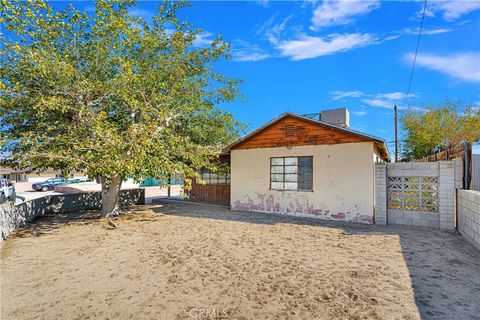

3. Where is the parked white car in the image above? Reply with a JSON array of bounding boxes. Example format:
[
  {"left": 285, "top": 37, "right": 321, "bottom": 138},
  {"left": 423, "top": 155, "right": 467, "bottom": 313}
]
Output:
[{"left": 0, "top": 178, "right": 16, "bottom": 204}]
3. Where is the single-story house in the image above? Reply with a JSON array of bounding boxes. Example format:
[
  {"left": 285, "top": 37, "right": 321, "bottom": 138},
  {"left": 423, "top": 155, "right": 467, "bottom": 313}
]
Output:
[{"left": 189, "top": 108, "right": 390, "bottom": 224}]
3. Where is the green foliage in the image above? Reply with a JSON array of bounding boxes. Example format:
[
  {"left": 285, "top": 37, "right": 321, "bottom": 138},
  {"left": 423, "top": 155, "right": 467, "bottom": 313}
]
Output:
[
  {"left": 0, "top": 0, "right": 243, "bottom": 185},
  {"left": 400, "top": 102, "right": 480, "bottom": 161}
]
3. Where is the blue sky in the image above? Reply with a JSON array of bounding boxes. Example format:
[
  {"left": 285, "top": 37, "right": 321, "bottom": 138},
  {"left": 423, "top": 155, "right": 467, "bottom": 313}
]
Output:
[{"left": 56, "top": 1, "right": 480, "bottom": 154}]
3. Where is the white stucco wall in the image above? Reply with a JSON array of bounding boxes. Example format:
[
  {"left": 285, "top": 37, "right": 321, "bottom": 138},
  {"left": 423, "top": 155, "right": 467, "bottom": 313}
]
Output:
[{"left": 231, "top": 142, "right": 376, "bottom": 224}]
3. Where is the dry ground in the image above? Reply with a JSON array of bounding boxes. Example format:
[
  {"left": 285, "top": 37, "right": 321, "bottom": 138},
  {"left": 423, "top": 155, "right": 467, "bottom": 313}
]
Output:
[{"left": 1, "top": 201, "right": 479, "bottom": 320}]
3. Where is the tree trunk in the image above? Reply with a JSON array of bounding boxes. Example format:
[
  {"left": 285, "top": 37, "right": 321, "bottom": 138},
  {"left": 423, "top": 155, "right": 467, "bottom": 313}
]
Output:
[{"left": 101, "top": 174, "right": 123, "bottom": 217}]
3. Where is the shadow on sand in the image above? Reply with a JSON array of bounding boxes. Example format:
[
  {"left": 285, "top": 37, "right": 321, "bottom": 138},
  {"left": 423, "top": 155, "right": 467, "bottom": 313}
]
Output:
[{"left": 12, "top": 211, "right": 104, "bottom": 238}]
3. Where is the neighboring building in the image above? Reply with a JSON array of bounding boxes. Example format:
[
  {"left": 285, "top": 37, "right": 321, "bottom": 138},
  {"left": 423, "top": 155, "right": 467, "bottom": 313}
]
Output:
[
  {"left": 472, "top": 154, "right": 480, "bottom": 191},
  {"left": 189, "top": 109, "right": 390, "bottom": 224},
  {"left": 0, "top": 167, "right": 85, "bottom": 183}
]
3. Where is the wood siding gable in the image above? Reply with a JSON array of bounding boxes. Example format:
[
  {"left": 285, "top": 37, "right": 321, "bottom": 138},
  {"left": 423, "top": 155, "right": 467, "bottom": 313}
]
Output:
[{"left": 231, "top": 115, "right": 371, "bottom": 150}]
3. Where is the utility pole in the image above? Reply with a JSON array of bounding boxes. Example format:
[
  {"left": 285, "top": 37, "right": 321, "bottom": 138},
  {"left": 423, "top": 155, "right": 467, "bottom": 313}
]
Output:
[{"left": 394, "top": 104, "right": 398, "bottom": 162}]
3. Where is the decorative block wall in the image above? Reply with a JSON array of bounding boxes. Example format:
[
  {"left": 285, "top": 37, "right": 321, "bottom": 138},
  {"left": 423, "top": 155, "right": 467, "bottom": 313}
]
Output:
[{"left": 374, "top": 160, "right": 457, "bottom": 230}]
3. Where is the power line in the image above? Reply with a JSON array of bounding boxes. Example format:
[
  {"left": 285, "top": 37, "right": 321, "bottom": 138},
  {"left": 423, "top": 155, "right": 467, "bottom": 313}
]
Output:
[{"left": 404, "top": 0, "right": 428, "bottom": 108}]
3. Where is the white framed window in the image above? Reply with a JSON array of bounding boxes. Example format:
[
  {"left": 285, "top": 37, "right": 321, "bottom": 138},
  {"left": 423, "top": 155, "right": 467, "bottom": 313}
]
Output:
[{"left": 270, "top": 156, "right": 313, "bottom": 191}]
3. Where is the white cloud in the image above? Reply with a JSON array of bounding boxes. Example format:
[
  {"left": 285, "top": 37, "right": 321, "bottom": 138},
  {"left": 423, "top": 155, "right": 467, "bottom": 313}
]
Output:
[
  {"left": 385, "top": 27, "right": 453, "bottom": 42},
  {"left": 128, "top": 8, "right": 153, "bottom": 19},
  {"left": 192, "top": 31, "right": 215, "bottom": 47},
  {"left": 422, "top": 28, "right": 453, "bottom": 35},
  {"left": 426, "top": 0, "right": 480, "bottom": 21},
  {"left": 277, "top": 33, "right": 375, "bottom": 60},
  {"left": 331, "top": 90, "right": 365, "bottom": 100},
  {"left": 310, "top": 0, "right": 380, "bottom": 30},
  {"left": 361, "top": 99, "right": 394, "bottom": 109},
  {"left": 329, "top": 91, "right": 415, "bottom": 109},
  {"left": 353, "top": 111, "right": 367, "bottom": 116},
  {"left": 376, "top": 92, "right": 408, "bottom": 100},
  {"left": 353, "top": 107, "right": 368, "bottom": 116},
  {"left": 231, "top": 40, "right": 271, "bottom": 62},
  {"left": 256, "top": 0, "right": 270, "bottom": 8},
  {"left": 405, "top": 27, "right": 452, "bottom": 36},
  {"left": 362, "top": 92, "right": 415, "bottom": 109},
  {"left": 258, "top": 14, "right": 294, "bottom": 46},
  {"left": 232, "top": 51, "right": 270, "bottom": 62},
  {"left": 329, "top": 91, "right": 415, "bottom": 110},
  {"left": 405, "top": 52, "right": 480, "bottom": 83}
]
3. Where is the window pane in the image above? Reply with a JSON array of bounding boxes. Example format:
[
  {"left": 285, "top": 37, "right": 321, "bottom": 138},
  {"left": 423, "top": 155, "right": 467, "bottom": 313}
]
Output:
[
  {"left": 285, "top": 174, "right": 297, "bottom": 182},
  {"left": 284, "top": 166, "right": 298, "bottom": 174},
  {"left": 271, "top": 166, "right": 284, "bottom": 173},
  {"left": 271, "top": 174, "right": 284, "bottom": 182},
  {"left": 284, "top": 182, "right": 298, "bottom": 190},
  {"left": 285, "top": 157, "right": 298, "bottom": 165},
  {"left": 271, "top": 182, "right": 284, "bottom": 189},
  {"left": 298, "top": 157, "right": 313, "bottom": 190},
  {"left": 299, "top": 166, "right": 312, "bottom": 174},
  {"left": 299, "top": 157, "right": 312, "bottom": 166},
  {"left": 271, "top": 158, "right": 284, "bottom": 165}
]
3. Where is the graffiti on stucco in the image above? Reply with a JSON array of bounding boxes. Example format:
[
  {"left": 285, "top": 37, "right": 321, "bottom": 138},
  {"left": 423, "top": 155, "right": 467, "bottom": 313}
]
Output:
[{"left": 232, "top": 193, "right": 373, "bottom": 224}]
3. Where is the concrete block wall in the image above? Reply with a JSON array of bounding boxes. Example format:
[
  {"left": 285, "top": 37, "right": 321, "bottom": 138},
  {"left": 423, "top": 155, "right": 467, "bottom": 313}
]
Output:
[
  {"left": 375, "top": 160, "right": 457, "bottom": 230},
  {"left": 386, "top": 162, "right": 442, "bottom": 228},
  {"left": 374, "top": 162, "right": 387, "bottom": 225},
  {"left": 386, "top": 209, "right": 439, "bottom": 228},
  {"left": 457, "top": 190, "right": 480, "bottom": 250},
  {"left": 386, "top": 162, "right": 440, "bottom": 177}
]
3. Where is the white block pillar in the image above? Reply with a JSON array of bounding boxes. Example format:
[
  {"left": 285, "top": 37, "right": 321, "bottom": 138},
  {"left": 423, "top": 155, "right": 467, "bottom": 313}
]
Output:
[
  {"left": 374, "top": 162, "right": 387, "bottom": 225},
  {"left": 439, "top": 161, "right": 455, "bottom": 230}
]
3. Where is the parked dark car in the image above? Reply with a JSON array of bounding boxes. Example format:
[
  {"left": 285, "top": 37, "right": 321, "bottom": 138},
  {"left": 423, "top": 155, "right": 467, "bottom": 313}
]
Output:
[
  {"left": 32, "top": 178, "right": 66, "bottom": 191},
  {"left": 62, "top": 177, "right": 93, "bottom": 185},
  {"left": 0, "top": 178, "right": 16, "bottom": 203}
]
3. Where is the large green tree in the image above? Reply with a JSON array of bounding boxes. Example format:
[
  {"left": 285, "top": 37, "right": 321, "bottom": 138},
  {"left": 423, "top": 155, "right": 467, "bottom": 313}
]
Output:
[
  {"left": 401, "top": 102, "right": 480, "bottom": 161},
  {"left": 0, "top": 0, "right": 242, "bottom": 215}
]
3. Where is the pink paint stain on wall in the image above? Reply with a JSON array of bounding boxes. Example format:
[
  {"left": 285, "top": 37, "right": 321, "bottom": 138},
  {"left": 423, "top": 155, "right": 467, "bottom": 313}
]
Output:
[
  {"left": 265, "top": 195, "right": 274, "bottom": 212},
  {"left": 232, "top": 193, "right": 373, "bottom": 224}
]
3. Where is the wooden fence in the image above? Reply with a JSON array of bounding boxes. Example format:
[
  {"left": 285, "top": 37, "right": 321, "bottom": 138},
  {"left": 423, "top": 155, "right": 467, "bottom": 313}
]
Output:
[
  {"left": 188, "top": 180, "right": 230, "bottom": 206},
  {"left": 415, "top": 142, "right": 472, "bottom": 189}
]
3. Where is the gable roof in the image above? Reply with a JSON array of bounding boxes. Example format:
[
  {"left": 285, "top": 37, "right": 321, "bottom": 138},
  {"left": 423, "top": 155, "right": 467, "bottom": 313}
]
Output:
[{"left": 223, "top": 112, "right": 390, "bottom": 161}]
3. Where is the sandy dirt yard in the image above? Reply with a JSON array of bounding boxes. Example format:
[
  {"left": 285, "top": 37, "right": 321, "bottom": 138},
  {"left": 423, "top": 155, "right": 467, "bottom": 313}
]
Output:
[{"left": 1, "top": 201, "right": 480, "bottom": 320}]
